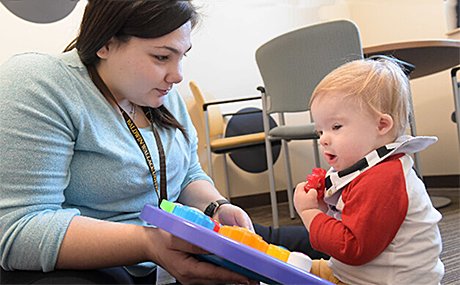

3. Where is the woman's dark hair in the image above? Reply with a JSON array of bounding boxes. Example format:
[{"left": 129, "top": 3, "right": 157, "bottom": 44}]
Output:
[
  {"left": 65, "top": 0, "right": 199, "bottom": 140},
  {"left": 65, "top": 0, "right": 199, "bottom": 66}
]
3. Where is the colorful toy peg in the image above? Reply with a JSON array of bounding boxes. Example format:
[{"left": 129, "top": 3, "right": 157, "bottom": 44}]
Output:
[
  {"left": 287, "top": 252, "right": 313, "bottom": 272},
  {"left": 210, "top": 218, "right": 221, "bottom": 232},
  {"left": 304, "top": 167, "right": 327, "bottom": 199},
  {"left": 160, "top": 200, "right": 176, "bottom": 213},
  {"left": 266, "top": 244, "right": 290, "bottom": 262},
  {"left": 305, "top": 174, "right": 320, "bottom": 191},
  {"left": 219, "top": 226, "right": 269, "bottom": 253}
]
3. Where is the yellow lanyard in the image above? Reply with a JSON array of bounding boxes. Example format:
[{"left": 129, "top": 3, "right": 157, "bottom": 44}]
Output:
[{"left": 88, "top": 65, "right": 167, "bottom": 204}]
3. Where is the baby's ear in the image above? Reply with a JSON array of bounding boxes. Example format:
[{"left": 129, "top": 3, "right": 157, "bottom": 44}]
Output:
[{"left": 377, "top": 114, "right": 394, "bottom": 135}]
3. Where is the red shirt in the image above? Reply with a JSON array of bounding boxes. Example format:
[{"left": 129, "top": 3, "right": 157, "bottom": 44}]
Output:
[{"left": 309, "top": 154, "right": 408, "bottom": 265}]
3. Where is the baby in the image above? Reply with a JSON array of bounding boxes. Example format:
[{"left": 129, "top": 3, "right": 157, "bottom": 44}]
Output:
[{"left": 294, "top": 58, "right": 444, "bottom": 284}]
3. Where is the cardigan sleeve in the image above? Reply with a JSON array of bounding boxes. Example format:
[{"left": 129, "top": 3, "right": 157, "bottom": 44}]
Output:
[
  {"left": 309, "top": 156, "right": 409, "bottom": 265},
  {"left": 0, "top": 53, "right": 81, "bottom": 271}
]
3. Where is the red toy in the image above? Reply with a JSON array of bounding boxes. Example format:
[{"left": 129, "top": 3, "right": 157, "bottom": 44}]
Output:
[{"left": 304, "top": 167, "right": 327, "bottom": 199}]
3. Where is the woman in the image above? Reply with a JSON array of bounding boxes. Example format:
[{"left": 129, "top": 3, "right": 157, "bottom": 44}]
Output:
[{"left": 0, "top": 1, "right": 326, "bottom": 284}]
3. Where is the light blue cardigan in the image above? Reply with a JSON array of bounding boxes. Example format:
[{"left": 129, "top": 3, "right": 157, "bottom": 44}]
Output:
[{"left": 0, "top": 50, "right": 212, "bottom": 273}]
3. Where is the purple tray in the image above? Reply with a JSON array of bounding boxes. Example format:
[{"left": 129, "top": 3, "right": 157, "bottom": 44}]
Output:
[{"left": 140, "top": 204, "right": 332, "bottom": 285}]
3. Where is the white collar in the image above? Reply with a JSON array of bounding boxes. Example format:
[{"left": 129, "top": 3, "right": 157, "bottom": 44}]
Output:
[{"left": 323, "top": 135, "right": 437, "bottom": 205}]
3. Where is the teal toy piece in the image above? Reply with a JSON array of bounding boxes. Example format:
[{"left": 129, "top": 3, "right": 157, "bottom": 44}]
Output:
[{"left": 160, "top": 200, "right": 219, "bottom": 232}]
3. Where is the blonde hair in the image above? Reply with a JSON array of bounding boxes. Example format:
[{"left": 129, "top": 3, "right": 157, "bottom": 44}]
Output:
[{"left": 310, "top": 58, "right": 411, "bottom": 138}]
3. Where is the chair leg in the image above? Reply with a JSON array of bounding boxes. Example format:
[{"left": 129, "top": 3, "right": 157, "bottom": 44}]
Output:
[
  {"left": 277, "top": 113, "right": 295, "bottom": 220},
  {"left": 261, "top": 90, "right": 279, "bottom": 228},
  {"left": 265, "top": 137, "right": 279, "bottom": 228},
  {"left": 204, "top": 110, "right": 213, "bottom": 178},
  {"left": 310, "top": 113, "right": 322, "bottom": 169},
  {"left": 312, "top": 138, "right": 321, "bottom": 168},
  {"left": 207, "top": 148, "right": 214, "bottom": 178},
  {"left": 281, "top": 140, "right": 296, "bottom": 220},
  {"left": 451, "top": 67, "right": 460, "bottom": 154},
  {"left": 222, "top": 154, "right": 231, "bottom": 202}
]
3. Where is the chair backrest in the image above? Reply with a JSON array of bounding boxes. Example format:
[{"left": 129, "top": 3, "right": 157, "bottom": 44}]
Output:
[
  {"left": 256, "top": 20, "right": 363, "bottom": 114},
  {"left": 189, "top": 81, "right": 225, "bottom": 138}
]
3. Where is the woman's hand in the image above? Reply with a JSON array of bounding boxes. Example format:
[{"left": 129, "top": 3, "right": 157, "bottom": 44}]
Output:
[
  {"left": 213, "top": 204, "right": 255, "bottom": 232},
  {"left": 177, "top": 180, "right": 255, "bottom": 231},
  {"left": 146, "top": 227, "right": 256, "bottom": 284}
]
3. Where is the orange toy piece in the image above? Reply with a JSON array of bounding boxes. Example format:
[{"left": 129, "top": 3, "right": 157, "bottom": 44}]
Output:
[
  {"left": 241, "top": 232, "right": 269, "bottom": 253},
  {"left": 219, "top": 225, "right": 247, "bottom": 241},
  {"left": 266, "top": 244, "right": 290, "bottom": 262},
  {"left": 219, "top": 226, "right": 269, "bottom": 253},
  {"left": 304, "top": 167, "right": 327, "bottom": 199}
]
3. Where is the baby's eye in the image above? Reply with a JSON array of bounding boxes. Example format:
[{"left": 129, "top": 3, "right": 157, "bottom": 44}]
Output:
[
  {"left": 333, "top": 125, "right": 342, "bottom": 130},
  {"left": 316, "top": 130, "right": 323, "bottom": 137}
]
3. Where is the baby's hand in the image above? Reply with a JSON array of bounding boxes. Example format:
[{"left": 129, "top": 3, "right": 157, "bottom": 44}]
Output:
[
  {"left": 294, "top": 182, "right": 324, "bottom": 231},
  {"left": 304, "top": 167, "right": 327, "bottom": 199},
  {"left": 294, "top": 182, "right": 319, "bottom": 213}
]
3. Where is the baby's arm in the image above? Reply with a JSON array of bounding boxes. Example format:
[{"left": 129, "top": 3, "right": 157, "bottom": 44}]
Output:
[{"left": 308, "top": 160, "right": 409, "bottom": 265}]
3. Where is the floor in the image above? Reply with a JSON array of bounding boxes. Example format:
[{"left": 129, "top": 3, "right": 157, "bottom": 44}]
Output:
[{"left": 245, "top": 188, "right": 460, "bottom": 285}]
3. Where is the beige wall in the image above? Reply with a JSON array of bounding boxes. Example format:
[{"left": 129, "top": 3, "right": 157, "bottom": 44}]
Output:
[{"left": 0, "top": 2, "right": 86, "bottom": 63}]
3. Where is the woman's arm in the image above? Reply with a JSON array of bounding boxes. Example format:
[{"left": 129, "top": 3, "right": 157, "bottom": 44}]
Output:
[
  {"left": 56, "top": 215, "right": 253, "bottom": 284},
  {"left": 178, "top": 180, "right": 254, "bottom": 231},
  {"left": 55, "top": 216, "right": 150, "bottom": 269},
  {"left": 177, "top": 180, "right": 225, "bottom": 213}
]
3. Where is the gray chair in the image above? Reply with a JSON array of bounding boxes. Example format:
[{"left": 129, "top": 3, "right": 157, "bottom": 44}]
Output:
[
  {"left": 451, "top": 67, "right": 460, "bottom": 154},
  {"left": 255, "top": 20, "right": 363, "bottom": 228},
  {"left": 189, "top": 81, "right": 266, "bottom": 202}
]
